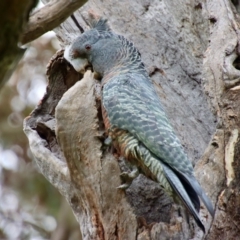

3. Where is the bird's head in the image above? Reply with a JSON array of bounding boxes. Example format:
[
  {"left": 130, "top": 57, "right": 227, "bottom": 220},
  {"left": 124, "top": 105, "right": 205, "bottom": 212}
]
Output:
[
  {"left": 64, "top": 17, "right": 145, "bottom": 78},
  {"left": 64, "top": 18, "right": 120, "bottom": 77}
]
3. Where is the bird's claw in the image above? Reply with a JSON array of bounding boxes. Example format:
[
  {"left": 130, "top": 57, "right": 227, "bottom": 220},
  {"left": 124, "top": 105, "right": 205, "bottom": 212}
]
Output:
[
  {"left": 117, "top": 168, "right": 139, "bottom": 190},
  {"left": 117, "top": 183, "right": 131, "bottom": 189},
  {"left": 121, "top": 168, "right": 139, "bottom": 179},
  {"left": 104, "top": 137, "right": 112, "bottom": 146}
]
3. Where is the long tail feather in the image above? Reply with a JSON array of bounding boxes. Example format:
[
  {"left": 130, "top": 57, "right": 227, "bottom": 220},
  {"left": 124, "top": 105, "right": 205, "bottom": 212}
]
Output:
[
  {"left": 181, "top": 173, "right": 214, "bottom": 217},
  {"left": 162, "top": 163, "right": 205, "bottom": 232}
]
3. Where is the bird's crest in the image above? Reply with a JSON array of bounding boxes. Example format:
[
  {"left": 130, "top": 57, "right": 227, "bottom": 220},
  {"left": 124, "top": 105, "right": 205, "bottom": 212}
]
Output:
[
  {"left": 92, "top": 18, "right": 111, "bottom": 32},
  {"left": 88, "top": 11, "right": 111, "bottom": 32}
]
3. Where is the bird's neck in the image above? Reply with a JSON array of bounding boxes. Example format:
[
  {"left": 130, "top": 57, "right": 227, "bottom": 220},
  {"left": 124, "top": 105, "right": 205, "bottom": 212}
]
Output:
[
  {"left": 102, "top": 52, "right": 148, "bottom": 84},
  {"left": 92, "top": 36, "right": 148, "bottom": 83}
]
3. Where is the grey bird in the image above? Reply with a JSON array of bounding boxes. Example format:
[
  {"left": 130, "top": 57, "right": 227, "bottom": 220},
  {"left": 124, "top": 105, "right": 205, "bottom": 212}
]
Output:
[{"left": 64, "top": 17, "right": 214, "bottom": 232}]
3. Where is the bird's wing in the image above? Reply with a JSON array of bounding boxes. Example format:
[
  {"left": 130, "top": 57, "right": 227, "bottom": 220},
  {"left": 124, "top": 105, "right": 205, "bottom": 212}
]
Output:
[
  {"left": 103, "top": 73, "right": 193, "bottom": 175},
  {"left": 102, "top": 73, "right": 214, "bottom": 217}
]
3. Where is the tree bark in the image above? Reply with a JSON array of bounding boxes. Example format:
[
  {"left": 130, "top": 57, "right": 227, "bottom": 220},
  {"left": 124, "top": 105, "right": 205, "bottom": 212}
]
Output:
[
  {"left": 0, "top": 0, "right": 38, "bottom": 88},
  {"left": 21, "top": 0, "right": 87, "bottom": 45},
  {"left": 24, "top": 0, "right": 240, "bottom": 239}
]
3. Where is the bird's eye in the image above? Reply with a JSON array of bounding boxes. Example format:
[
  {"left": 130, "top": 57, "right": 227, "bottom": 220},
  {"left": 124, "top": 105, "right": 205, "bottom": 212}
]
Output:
[{"left": 85, "top": 44, "right": 91, "bottom": 50}]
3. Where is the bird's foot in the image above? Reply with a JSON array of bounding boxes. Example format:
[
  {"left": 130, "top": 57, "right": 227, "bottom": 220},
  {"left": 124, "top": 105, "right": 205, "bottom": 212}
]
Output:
[
  {"left": 117, "top": 183, "right": 131, "bottom": 189},
  {"left": 117, "top": 167, "right": 139, "bottom": 189},
  {"left": 104, "top": 136, "right": 112, "bottom": 146}
]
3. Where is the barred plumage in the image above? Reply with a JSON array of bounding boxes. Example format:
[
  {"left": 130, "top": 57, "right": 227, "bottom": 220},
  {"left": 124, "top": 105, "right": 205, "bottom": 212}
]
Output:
[
  {"left": 111, "top": 127, "right": 172, "bottom": 193},
  {"left": 64, "top": 17, "right": 214, "bottom": 232}
]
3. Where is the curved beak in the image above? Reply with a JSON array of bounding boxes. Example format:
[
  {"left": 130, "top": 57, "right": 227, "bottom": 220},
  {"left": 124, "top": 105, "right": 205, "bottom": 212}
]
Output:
[{"left": 64, "top": 45, "right": 90, "bottom": 74}]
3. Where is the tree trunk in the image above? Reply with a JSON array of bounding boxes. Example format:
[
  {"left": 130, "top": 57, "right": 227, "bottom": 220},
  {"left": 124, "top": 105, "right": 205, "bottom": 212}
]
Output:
[{"left": 24, "top": 0, "right": 240, "bottom": 239}]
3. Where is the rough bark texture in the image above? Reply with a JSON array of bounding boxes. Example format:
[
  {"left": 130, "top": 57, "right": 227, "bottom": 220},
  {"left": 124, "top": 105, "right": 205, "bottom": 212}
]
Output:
[{"left": 24, "top": 0, "right": 240, "bottom": 239}]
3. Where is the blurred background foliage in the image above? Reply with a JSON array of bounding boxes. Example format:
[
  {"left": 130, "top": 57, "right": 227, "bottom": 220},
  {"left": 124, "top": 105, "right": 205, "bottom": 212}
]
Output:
[{"left": 0, "top": 20, "right": 81, "bottom": 240}]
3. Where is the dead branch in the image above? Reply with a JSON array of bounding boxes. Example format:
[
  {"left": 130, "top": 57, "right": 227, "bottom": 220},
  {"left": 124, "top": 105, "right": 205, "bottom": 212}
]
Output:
[{"left": 21, "top": 0, "right": 87, "bottom": 45}]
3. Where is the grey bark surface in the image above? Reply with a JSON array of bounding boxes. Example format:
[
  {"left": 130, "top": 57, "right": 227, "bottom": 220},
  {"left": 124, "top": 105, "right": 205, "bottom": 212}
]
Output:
[{"left": 24, "top": 0, "right": 240, "bottom": 239}]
